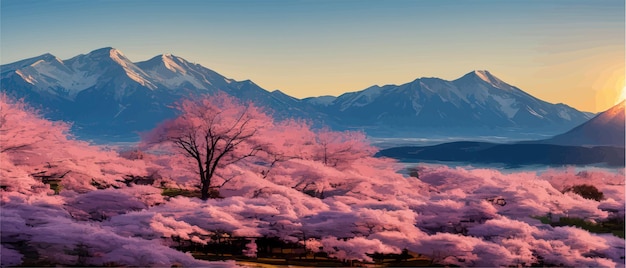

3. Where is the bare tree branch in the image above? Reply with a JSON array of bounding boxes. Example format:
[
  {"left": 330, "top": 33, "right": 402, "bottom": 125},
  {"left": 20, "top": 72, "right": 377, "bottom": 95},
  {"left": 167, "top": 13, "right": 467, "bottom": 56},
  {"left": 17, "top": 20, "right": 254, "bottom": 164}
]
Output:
[{"left": 146, "top": 94, "right": 266, "bottom": 200}]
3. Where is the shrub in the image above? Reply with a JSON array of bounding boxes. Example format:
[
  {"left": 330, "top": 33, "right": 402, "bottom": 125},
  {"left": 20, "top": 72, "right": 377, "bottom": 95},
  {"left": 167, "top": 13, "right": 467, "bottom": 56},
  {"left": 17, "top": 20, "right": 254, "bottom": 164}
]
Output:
[{"left": 564, "top": 184, "right": 604, "bottom": 201}]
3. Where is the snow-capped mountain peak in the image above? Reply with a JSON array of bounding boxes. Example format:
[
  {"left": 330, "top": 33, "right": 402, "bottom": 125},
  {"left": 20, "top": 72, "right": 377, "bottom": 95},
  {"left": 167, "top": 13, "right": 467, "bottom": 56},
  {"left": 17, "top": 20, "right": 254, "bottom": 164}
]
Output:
[
  {"left": 473, "top": 70, "right": 495, "bottom": 83},
  {"left": 1, "top": 52, "right": 98, "bottom": 98},
  {"left": 74, "top": 47, "right": 156, "bottom": 89},
  {"left": 1, "top": 53, "right": 60, "bottom": 73},
  {"left": 76, "top": 47, "right": 127, "bottom": 64},
  {"left": 60, "top": 47, "right": 158, "bottom": 91},
  {"left": 101, "top": 48, "right": 158, "bottom": 89},
  {"left": 135, "top": 53, "right": 225, "bottom": 90},
  {"left": 159, "top": 54, "right": 188, "bottom": 74},
  {"left": 107, "top": 48, "right": 131, "bottom": 67},
  {"left": 463, "top": 70, "right": 519, "bottom": 92}
]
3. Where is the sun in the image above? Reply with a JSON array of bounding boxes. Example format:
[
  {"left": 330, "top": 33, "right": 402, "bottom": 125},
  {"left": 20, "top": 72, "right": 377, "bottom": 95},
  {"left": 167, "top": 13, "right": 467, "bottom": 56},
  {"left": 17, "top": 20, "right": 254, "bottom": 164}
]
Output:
[
  {"left": 590, "top": 64, "right": 623, "bottom": 110},
  {"left": 619, "top": 86, "right": 626, "bottom": 104}
]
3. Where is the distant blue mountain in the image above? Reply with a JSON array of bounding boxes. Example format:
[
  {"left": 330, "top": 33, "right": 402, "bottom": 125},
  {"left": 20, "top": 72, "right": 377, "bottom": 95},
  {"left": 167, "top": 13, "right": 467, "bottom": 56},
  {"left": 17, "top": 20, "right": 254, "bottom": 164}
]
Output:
[
  {"left": 304, "top": 70, "right": 594, "bottom": 136},
  {"left": 540, "top": 101, "right": 625, "bottom": 147},
  {"left": 1, "top": 48, "right": 594, "bottom": 141},
  {"left": 377, "top": 103, "right": 624, "bottom": 167},
  {"left": 376, "top": 141, "right": 624, "bottom": 168}
]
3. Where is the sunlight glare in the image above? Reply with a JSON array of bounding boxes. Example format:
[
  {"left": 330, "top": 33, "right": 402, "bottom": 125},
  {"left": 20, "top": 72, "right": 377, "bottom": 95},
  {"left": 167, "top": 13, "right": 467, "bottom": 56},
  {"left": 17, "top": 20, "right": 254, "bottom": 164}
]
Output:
[{"left": 619, "top": 86, "right": 626, "bottom": 104}]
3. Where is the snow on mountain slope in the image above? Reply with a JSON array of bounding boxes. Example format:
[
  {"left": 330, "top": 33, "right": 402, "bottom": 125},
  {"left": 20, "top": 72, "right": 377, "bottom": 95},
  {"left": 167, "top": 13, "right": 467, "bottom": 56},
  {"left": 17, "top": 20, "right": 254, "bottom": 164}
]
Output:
[
  {"left": 338, "top": 85, "right": 384, "bottom": 109},
  {"left": 473, "top": 70, "right": 519, "bottom": 92},
  {"left": 490, "top": 95, "right": 518, "bottom": 119},
  {"left": 107, "top": 48, "right": 157, "bottom": 89},
  {"left": 135, "top": 54, "right": 234, "bottom": 91},
  {"left": 64, "top": 47, "right": 158, "bottom": 92},
  {"left": 1, "top": 48, "right": 160, "bottom": 101},
  {"left": 1, "top": 53, "right": 97, "bottom": 98},
  {"left": 1, "top": 53, "right": 59, "bottom": 72}
]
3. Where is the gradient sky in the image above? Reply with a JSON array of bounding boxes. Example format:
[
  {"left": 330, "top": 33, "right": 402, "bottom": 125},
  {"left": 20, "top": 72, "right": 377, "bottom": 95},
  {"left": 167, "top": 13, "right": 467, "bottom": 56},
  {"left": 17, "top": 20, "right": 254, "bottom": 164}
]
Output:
[{"left": 1, "top": 0, "right": 624, "bottom": 112}]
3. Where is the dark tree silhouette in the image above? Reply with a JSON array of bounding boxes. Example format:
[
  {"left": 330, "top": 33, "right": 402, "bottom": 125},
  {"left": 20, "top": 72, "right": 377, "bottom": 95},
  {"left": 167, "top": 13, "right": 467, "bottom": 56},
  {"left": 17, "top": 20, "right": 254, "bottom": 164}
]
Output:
[{"left": 144, "top": 93, "right": 270, "bottom": 200}]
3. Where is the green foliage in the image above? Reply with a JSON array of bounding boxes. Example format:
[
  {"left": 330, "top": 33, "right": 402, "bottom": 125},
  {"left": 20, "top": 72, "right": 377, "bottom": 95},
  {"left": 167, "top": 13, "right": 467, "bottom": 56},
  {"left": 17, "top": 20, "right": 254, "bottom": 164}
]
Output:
[
  {"left": 557, "top": 217, "right": 606, "bottom": 233},
  {"left": 533, "top": 215, "right": 551, "bottom": 224},
  {"left": 161, "top": 188, "right": 202, "bottom": 198},
  {"left": 563, "top": 184, "right": 604, "bottom": 201},
  {"left": 534, "top": 214, "right": 625, "bottom": 239}
]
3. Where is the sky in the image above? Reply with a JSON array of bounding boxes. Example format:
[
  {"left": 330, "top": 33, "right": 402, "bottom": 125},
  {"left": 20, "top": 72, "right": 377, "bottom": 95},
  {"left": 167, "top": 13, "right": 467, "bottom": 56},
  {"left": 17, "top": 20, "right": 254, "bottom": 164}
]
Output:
[{"left": 1, "top": 0, "right": 624, "bottom": 113}]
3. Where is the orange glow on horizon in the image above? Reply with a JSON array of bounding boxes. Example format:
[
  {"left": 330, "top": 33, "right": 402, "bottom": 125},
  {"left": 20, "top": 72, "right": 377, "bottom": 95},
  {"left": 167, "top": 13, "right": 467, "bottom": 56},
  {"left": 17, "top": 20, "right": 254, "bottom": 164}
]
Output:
[{"left": 592, "top": 63, "right": 624, "bottom": 111}]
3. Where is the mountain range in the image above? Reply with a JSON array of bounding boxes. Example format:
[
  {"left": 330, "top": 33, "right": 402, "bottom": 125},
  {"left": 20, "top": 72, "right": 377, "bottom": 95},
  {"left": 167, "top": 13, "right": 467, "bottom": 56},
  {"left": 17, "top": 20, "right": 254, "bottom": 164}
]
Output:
[
  {"left": 1, "top": 47, "right": 595, "bottom": 141},
  {"left": 305, "top": 70, "right": 594, "bottom": 137}
]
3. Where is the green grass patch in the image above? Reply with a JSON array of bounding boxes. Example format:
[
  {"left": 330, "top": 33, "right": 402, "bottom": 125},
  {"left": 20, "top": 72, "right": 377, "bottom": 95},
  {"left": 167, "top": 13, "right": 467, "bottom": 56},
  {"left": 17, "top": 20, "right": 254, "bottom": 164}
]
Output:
[
  {"left": 161, "top": 188, "right": 202, "bottom": 198},
  {"left": 534, "top": 215, "right": 625, "bottom": 239}
]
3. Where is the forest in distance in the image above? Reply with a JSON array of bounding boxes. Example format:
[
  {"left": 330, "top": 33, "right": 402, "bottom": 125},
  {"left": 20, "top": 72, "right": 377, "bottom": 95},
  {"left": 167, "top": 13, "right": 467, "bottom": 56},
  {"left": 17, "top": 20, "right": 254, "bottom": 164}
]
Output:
[{"left": 1, "top": 92, "right": 625, "bottom": 267}]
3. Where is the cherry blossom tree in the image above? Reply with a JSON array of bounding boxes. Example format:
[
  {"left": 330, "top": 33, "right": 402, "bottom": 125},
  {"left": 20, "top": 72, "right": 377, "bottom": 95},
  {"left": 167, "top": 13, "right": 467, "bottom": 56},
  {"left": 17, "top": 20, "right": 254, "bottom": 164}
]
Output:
[
  {"left": 0, "top": 94, "right": 71, "bottom": 155},
  {"left": 312, "top": 128, "right": 376, "bottom": 168},
  {"left": 248, "top": 120, "right": 382, "bottom": 198},
  {"left": 0, "top": 93, "right": 149, "bottom": 192},
  {"left": 143, "top": 93, "right": 271, "bottom": 200}
]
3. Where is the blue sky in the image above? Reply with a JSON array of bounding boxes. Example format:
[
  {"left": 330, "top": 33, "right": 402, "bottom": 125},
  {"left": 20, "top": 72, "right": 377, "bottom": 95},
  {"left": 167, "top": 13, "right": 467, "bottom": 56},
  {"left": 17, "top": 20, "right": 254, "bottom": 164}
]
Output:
[{"left": 1, "top": 0, "right": 624, "bottom": 112}]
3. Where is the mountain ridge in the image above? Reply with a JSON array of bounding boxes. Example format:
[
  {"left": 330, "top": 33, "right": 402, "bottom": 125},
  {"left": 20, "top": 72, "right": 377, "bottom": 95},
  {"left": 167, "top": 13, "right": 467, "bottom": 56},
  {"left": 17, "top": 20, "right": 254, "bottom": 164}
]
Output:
[
  {"left": 306, "top": 69, "right": 592, "bottom": 135},
  {"left": 1, "top": 47, "right": 595, "bottom": 141},
  {"left": 540, "top": 101, "right": 625, "bottom": 147}
]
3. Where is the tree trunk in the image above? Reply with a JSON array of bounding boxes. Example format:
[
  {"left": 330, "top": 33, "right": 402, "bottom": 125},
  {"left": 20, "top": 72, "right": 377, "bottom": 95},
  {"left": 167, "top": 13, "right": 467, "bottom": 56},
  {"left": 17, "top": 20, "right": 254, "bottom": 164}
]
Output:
[{"left": 201, "top": 179, "right": 210, "bottom": 200}]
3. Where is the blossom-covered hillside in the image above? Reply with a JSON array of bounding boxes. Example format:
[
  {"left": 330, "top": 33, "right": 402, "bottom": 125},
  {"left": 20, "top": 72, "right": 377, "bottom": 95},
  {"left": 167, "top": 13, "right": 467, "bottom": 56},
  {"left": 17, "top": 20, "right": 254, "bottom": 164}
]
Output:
[{"left": 1, "top": 94, "right": 624, "bottom": 267}]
